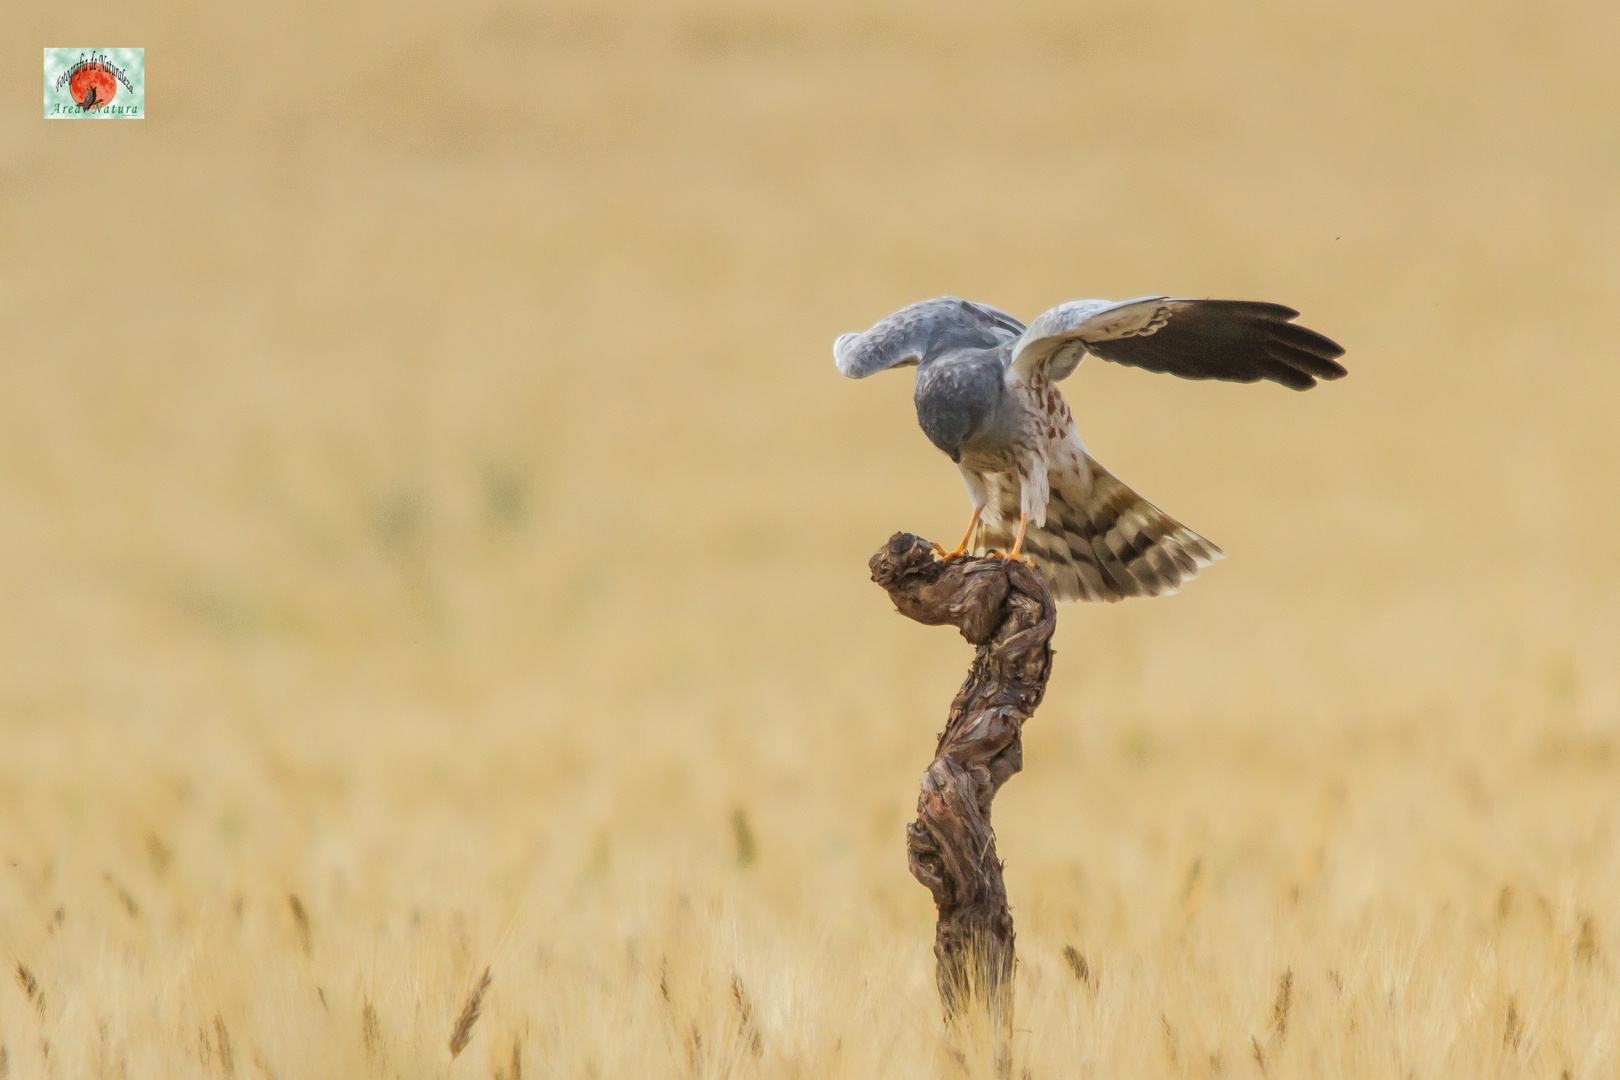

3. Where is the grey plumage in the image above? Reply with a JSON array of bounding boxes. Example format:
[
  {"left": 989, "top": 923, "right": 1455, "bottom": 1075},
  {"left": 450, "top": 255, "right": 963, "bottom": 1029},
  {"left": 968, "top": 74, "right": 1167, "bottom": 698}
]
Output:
[
  {"left": 912, "top": 352, "right": 1005, "bottom": 463},
  {"left": 833, "top": 294, "right": 1345, "bottom": 603},
  {"left": 833, "top": 297, "right": 1024, "bottom": 379}
]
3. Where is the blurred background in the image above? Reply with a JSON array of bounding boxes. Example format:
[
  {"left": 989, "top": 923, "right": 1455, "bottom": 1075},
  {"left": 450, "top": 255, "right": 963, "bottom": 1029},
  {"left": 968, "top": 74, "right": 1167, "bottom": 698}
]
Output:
[{"left": 3, "top": 0, "right": 1619, "bottom": 1075}]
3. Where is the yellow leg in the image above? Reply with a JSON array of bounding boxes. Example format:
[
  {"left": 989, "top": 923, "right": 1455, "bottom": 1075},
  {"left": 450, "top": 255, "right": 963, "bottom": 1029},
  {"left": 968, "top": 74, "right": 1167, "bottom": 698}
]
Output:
[
  {"left": 984, "top": 512, "right": 1030, "bottom": 561},
  {"left": 932, "top": 504, "right": 984, "bottom": 560}
]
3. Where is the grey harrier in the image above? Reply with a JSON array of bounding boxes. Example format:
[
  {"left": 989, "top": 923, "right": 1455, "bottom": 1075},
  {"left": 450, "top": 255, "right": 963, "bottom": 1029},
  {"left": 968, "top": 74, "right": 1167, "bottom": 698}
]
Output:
[{"left": 834, "top": 296, "right": 1345, "bottom": 603}]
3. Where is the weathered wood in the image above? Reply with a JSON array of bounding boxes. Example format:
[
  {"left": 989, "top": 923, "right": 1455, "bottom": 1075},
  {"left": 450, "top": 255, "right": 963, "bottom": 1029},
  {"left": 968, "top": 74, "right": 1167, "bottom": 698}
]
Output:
[{"left": 868, "top": 531, "right": 1057, "bottom": 1039}]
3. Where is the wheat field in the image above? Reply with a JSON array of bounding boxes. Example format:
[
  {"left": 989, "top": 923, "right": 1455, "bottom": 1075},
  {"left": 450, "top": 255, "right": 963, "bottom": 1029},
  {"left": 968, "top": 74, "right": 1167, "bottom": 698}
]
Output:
[{"left": 3, "top": 1, "right": 1620, "bottom": 1076}]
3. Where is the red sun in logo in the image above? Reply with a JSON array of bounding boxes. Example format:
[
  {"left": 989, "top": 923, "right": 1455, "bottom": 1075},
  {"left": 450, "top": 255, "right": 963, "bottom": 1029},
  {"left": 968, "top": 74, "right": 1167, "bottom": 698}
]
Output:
[{"left": 70, "top": 63, "right": 118, "bottom": 111}]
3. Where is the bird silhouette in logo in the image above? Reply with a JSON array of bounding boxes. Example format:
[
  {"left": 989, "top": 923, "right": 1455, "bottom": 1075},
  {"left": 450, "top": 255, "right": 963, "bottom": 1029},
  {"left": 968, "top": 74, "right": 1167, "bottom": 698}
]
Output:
[{"left": 79, "top": 86, "right": 99, "bottom": 111}]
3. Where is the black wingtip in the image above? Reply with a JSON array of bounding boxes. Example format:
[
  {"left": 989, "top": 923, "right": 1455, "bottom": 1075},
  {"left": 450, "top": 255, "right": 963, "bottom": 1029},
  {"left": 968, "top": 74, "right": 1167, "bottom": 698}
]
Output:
[{"left": 1265, "top": 315, "right": 1347, "bottom": 386}]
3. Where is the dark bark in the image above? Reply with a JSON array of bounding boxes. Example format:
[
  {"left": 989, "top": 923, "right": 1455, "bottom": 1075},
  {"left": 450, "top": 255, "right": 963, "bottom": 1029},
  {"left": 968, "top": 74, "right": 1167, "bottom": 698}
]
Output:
[{"left": 868, "top": 532, "right": 1057, "bottom": 1036}]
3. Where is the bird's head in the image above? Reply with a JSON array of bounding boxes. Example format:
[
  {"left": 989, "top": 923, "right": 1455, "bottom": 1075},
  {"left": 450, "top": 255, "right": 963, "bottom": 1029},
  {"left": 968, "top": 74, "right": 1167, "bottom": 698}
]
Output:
[{"left": 914, "top": 359, "right": 1000, "bottom": 465}]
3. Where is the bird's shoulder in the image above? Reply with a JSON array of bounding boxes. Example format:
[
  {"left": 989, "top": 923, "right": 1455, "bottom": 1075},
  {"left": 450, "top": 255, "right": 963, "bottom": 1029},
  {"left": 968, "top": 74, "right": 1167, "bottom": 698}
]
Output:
[{"left": 915, "top": 348, "right": 1005, "bottom": 394}]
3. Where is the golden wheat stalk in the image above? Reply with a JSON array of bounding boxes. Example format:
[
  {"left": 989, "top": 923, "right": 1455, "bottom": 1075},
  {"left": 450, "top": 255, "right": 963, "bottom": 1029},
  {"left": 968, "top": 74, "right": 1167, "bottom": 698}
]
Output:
[
  {"left": 288, "top": 894, "right": 312, "bottom": 956},
  {"left": 730, "top": 973, "right": 763, "bottom": 1057},
  {"left": 1272, "top": 968, "right": 1294, "bottom": 1039},
  {"left": 1061, "top": 945, "right": 1090, "bottom": 989},
  {"left": 362, "top": 1000, "right": 384, "bottom": 1067},
  {"left": 448, "top": 967, "right": 492, "bottom": 1060},
  {"left": 214, "top": 1015, "right": 236, "bottom": 1080}
]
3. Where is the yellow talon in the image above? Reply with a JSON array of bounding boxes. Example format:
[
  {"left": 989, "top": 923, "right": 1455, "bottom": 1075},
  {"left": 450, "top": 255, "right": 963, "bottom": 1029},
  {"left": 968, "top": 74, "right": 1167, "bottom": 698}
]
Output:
[
  {"left": 981, "top": 515, "right": 1035, "bottom": 567},
  {"left": 1009, "top": 513, "right": 1028, "bottom": 560},
  {"left": 933, "top": 505, "right": 985, "bottom": 560}
]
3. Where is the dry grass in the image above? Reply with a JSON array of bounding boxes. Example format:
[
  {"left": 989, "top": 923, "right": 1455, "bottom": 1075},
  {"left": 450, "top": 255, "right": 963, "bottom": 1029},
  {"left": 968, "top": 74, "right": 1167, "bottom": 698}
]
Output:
[{"left": 3, "top": 0, "right": 1620, "bottom": 1076}]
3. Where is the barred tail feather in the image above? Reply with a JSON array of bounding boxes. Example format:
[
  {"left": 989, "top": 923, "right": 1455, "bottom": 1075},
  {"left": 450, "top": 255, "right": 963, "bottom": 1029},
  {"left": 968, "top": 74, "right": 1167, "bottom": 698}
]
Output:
[{"left": 971, "top": 455, "right": 1223, "bottom": 603}]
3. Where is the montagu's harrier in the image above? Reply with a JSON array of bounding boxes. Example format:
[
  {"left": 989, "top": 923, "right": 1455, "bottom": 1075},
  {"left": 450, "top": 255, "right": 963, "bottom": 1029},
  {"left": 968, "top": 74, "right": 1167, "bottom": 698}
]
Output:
[{"left": 834, "top": 296, "right": 1345, "bottom": 603}]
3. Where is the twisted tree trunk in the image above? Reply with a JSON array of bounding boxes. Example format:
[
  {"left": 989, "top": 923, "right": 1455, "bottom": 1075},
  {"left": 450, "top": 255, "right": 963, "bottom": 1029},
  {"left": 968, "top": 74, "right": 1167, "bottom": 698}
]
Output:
[{"left": 867, "top": 532, "right": 1057, "bottom": 1045}]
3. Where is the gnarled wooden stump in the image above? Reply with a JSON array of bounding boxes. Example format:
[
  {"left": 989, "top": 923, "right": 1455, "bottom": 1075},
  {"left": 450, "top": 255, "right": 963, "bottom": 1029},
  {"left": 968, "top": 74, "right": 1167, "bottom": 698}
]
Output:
[{"left": 868, "top": 532, "right": 1057, "bottom": 1042}]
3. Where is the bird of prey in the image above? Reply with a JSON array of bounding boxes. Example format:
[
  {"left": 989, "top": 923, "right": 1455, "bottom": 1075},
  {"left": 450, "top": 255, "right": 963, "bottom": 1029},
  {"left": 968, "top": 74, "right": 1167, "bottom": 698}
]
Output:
[
  {"left": 834, "top": 296, "right": 1345, "bottom": 603},
  {"left": 79, "top": 86, "right": 99, "bottom": 111}
]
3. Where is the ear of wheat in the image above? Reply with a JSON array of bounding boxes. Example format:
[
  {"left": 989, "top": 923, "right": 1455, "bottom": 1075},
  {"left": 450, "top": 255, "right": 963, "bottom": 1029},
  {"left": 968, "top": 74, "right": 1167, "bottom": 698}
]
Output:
[
  {"left": 288, "top": 894, "right": 312, "bottom": 956},
  {"left": 1272, "top": 968, "right": 1294, "bottom": 1039},
  {"left": 214, "top": 1015, "right": 236, "bottom": 1080},
  {"left": 362, "top": 1000, "right": 384, "bottom": 1066},
  {"left": 1061, "top": 946, "right": 1090, "bottom": 988},
  {"left": 448, "top": 968, "right": 492, "bottom": 1060},
  {"left": 14, "top": 966, "right": 44, "bottom": 1020},
  {"left": 730, "top": 973, "right": 762, "bottom": 1057}
]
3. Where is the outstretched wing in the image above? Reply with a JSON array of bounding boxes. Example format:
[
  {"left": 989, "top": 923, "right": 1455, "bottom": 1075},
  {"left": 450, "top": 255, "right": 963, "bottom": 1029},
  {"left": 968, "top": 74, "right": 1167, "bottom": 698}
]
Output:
[
  {"left": 1008, "top": 297, "right": 1346, "bottom": 390},
  {"left": 834, "top": 297, "right": 1024, "bottom": 378}
]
